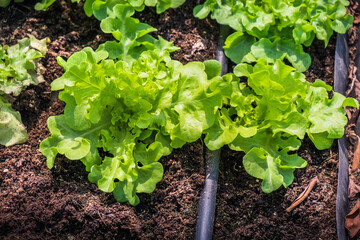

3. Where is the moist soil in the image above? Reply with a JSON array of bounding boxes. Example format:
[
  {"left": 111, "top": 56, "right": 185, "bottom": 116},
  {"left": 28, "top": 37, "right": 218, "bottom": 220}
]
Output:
[{"left": 0, "top": 1, "right": 357, "bottom": 239}]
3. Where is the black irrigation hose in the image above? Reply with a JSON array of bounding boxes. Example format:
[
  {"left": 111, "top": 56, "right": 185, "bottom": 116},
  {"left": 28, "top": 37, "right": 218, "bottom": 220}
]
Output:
[
  {"left": 195, "top": 25, "right": 230, "bottom": 240},
  {"left": 356, "top": 25, "right": 360, "bottom": 137},
  {"left": 334, "top": 33, "right": 351, "bottom": 240}
]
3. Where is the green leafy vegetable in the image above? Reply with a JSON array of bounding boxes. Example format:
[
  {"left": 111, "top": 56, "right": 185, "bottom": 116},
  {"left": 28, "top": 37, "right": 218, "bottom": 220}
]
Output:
[
  {"left": 30, "top": 0, "right": 185, "bottom": 16},
  {"left": 0, "top": 35, "right": 48, "bottom": 146},
  {"left": 34, "top": 0, "right": 56, "bottom": 11},
  {"left": 40, "top": 42, "right": 224, "bottom": 205},
  {"left": 204, "top": 59, "right": 358, "bottom": 193},
  {"left": 195, "top": 0, "right": 353, "bottom": 71},
  {"left": 36, "top": 0, "right": 356, "bottom": 202},
  {"left": 99, "top": 4, "right": 158, "bottom": 61},
  {"left": 42, "top": 46, "right": 357, "bottom": 201},
  {"left": 0, "top": 96, "right": 28, "bottom": 146},
  {"left": 0, "top": 35, "right": 48, "bottom": 96},
  {"left": 87, "top": 0, "right": 185, "bottom": 17},
  {"left": 0, "top": 0, "right": 22, "bottom": 7}
]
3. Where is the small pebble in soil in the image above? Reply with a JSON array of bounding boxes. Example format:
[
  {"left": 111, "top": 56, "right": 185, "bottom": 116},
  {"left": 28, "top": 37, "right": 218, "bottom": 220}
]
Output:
[{"left": 316, "top": 204, "right": 324, "bottom": 211}]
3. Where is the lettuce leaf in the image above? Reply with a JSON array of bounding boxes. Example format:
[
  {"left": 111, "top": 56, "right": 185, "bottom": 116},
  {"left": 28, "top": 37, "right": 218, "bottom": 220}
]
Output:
[{"left": 0, "top": 96, "right": 28, "bottom": 146}]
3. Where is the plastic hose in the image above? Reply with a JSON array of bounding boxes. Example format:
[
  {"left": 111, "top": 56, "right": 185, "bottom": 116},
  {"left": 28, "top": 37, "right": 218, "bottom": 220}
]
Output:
[
  {"left": 195, "top": 25, "right": 230, "bottom": 240},
  {"left": 334, "top": 33, "right": 350, "bottom": 240}
]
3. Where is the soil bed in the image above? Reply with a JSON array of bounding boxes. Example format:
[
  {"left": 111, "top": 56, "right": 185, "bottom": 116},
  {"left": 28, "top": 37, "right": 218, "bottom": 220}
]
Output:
[{"left": 0, "top": 1, "right": 357, "bottom": 239}]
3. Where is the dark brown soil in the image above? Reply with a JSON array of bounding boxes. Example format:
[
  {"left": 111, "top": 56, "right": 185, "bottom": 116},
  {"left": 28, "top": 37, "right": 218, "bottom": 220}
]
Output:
[{"left": 0, "top": 0, "right": 356, "bottom": 239}]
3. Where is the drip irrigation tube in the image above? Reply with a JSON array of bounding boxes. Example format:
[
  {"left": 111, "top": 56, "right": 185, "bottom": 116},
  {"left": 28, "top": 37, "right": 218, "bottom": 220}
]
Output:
[
  {"left": 195, "top": 25, "right": 230, "bottom": 240},
  {"left": 334, "top": 33, "right": 350, "bottom": 240}
]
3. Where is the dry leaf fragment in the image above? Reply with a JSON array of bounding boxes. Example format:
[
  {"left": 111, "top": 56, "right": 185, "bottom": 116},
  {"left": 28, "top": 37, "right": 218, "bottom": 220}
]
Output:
[
  {"left": 348, "top": 109, "right": 359, "bottom": 125},
  {"left": 352, "top": 135, "right": 360, "bottom": 171},
  {"left": 354, "top": 16, "right": 360, "bottom": 24},
  {"left": 346, "top": 199, "right": 360, "bottom": 238},
  {"left": 348, "top": 177, "right": 360, "bottom": 200},
  {"left": 351, "top": 81, "right": 360, "bottom": 100}
]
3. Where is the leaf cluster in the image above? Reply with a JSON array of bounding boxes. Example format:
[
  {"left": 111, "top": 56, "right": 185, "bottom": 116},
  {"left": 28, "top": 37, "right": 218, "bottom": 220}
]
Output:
[
  {"left": 0, "top": 35, "right": 48, "bottom": 96},
  {"left": 0, "top": 35, "right": 48, "bottom": 146},
  {"left": 38, "top": 1, "right": 359, "bottom": 205},
  {"left": 194, "top": 0, "right": 353, "bottom": 72},
  {"left": 40, "top": 39, "right": 224, "bottom": 205},
  {"left": 204, "top": 59, "right": 358, "bottom": 192},
  {"left": 39, "top": 5, "right": 224, "bottom": 204},
  {"left": 41, "top": 44, "right": 357, "bottom": 203},
  {"left": 12, "top": 0, "right": 185, "bottom": 16},
  {"left": 0, "top": 0, "right": 22, "bottom": 7}
]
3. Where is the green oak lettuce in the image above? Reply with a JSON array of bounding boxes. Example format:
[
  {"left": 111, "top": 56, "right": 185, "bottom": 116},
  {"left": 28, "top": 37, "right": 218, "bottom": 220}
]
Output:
[
  {"left": 195, "top": 0, "right": 352, "bottom": 44},
  {"left": 0, "top": 35, "right": 48, "bottom": 146},
  {"left": 85, "top": 0, "right": 185, "bottom": 18},
  {"left": 40, "top": 44, "right": 224, "bottom": 205},
  {"left": 98, "top": 4, "right": 179, "bottom": 61},
  {"left": 204, "top": 59, "right": 358, "bottom": 193},
  {"left": 32, "top": 0, "right": 185, "bottom": 17},
  {"left": 0, "top": 96, "right": 28, "bottom": 146},
  {"left": 0, "top": 35, "right": 48, "bottom": 96},
  {"left": 0, "top": 0, "right": 22, "bottom": 7},
  {"left": 194, "top": 0, "right": 353, "bottom": 72}
]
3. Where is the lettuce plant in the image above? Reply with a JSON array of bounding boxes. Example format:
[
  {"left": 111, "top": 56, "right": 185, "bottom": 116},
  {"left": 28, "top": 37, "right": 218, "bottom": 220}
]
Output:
[
  {"left": 204, "top": 59, "right": 358, "bottom": 192},
  {"left": 39, "top": 4, "right": 223, "bottom": 205},
  {"left": 194, "top": 0, "right": 353, "bottom": 72},
  {"left": 0, "top": 35, "right": 48, "bottom": 146},
  {"left": 40, "top": 37, "right": 224, "bottom": 205},
  {"left": 0, "top": 35, "right": 48, "bottom": 96},
  {"left": 82, "top": 0, "right": 186, "bottom": 18},
  {"left": 0, "top": 0, "right": 22, "bottom": 7},
  {"left": 28, "top": 0, "right": 185, "bottom": 17}
]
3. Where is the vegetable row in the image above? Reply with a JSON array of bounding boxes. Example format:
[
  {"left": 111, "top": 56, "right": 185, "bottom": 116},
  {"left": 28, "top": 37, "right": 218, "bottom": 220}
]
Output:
[{"left": 0, "top": 0, "right": 357, "bottom": 205}]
